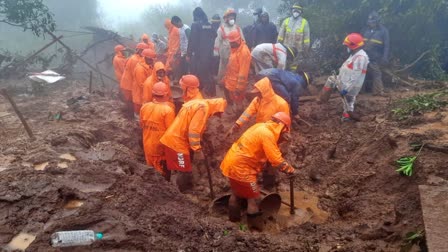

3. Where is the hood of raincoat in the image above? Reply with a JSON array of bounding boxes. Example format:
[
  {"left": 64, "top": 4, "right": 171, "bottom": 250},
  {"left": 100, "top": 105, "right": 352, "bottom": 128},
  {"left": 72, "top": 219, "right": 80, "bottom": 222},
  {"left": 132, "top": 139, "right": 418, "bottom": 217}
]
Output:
[
  {"left": 115, "top": 50, "right": 125, "bottom": 58},
  {"left": 254, "top": 77, "right": 275, "bottom": 100},
  {"left": 206, "top": 98, "right": 227, "bottom": 116},
  {"left": 141, "top": 33, "right": 150, "bottom": 42},
  {"left": 153, "top": 61, "right": 165, "bottom": 73},
  {"left": 182, "top": 86, "right": 203, "bottom": 102}
]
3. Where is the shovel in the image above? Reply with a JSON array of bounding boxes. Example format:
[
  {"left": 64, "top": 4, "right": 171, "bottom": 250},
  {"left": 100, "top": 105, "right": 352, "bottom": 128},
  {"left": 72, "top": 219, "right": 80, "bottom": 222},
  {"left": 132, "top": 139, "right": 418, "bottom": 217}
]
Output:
[{"left": 203, "top": 154, "right": 215, "bottom": 200}]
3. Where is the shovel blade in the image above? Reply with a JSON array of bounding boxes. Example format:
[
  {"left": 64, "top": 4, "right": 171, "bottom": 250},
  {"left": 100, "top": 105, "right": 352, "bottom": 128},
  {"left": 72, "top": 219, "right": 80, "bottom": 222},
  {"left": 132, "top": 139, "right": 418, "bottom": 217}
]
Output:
[{"left": 259, "top": 193, "right": 282, "bottom": 220}]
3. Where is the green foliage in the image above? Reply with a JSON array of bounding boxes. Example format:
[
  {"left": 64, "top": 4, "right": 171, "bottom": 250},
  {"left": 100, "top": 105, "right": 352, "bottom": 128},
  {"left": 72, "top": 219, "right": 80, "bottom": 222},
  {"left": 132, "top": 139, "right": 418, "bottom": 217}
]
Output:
[
  {"left": 0, "top": 0, "right": 56, "bottom": 36},
  {"left": 391, "top": 90, "right": 448, "bottom": 120},
  {"left": 238, "top": 223, "right": 248, "bottom": 232},
  {"left": 400, "top": 230, "right": 425, "bottom": 252},
  {"left": 278, "top": 0, "right": 448, "bottom": 79},
  {"left": 223, "top": 230, "right": 230, "bottom": 236},
  {"left": 395, "top": 144, "right": 424, "bottom": 176}
]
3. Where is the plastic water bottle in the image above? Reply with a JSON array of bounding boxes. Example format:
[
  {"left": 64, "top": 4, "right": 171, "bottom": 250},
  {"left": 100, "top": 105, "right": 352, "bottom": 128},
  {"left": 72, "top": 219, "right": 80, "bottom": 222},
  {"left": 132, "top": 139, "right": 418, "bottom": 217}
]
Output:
[{"left": 50, "top": 230, "right": 103, "bottom": 247}]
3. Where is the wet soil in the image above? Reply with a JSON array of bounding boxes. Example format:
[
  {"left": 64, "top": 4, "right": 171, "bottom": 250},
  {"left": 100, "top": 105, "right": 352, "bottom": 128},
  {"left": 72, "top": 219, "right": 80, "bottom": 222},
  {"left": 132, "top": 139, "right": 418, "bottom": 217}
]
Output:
[{"left": 0, "top": 80, "right": 447, "bottom": 251}]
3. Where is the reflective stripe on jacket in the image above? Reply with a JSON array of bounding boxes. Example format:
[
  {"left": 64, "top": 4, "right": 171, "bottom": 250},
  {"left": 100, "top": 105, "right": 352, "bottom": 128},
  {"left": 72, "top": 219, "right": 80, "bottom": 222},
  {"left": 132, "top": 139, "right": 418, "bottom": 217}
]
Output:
[
  {"left": 277, "top": 16, "right": 310, "bottom": 52},
  {"left": 362, "top": 24, "right": 390, "bottom": 62},
  {"left": 338, "top": 49, "right": 369, "bottom": 96},
  {"left": 251, "top": 43, "right": 287, "bottom": 70}
]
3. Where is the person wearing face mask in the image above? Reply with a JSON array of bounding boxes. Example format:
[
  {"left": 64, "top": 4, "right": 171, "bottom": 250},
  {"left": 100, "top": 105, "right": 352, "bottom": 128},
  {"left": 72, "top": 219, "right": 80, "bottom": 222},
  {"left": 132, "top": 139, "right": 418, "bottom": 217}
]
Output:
[
  {"left": 214, "top": 8, "right": 245, "bottom": 87},
  {"left": 362, "top": 11, "right": 390, "bottom": 96},
  {"left": 319, "top": 33, "right": 369, "bottom": 122},
  {"left": 222, "top": 30, "right": 251, "bottom": 115},
  {"left": 220, "top": 112, "right": 297, "bottom": 230},
  {"left": 142, "top": 62, "right": 172, "bottom": 104},
  {"left": 277, "top": 5, "right": 310, "bottom": 60}
]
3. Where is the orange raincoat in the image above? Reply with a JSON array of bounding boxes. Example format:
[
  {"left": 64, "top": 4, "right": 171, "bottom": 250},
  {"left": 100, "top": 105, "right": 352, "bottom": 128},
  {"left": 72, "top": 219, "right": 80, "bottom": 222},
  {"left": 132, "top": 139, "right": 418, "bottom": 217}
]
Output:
[
  {"left": 142, "top": 62, "right": 171, "bottom": 104},
  {"left": 236, "top": 77, "right": 290, "bottom": 127},
  {"left": 132, "top": 61, "right": 153, "bottom": 106},
  {"left": 141, "top": 33, "right": 155, "bottom": 51},
  {"left": 221, "top": 121, "right": 287, "bottom": 183},
  {"left": 223, "top": 40, "right": 251, "bottom": 92},
  {"left": 183, "top": 87, "right": 203, "bottom": 103},
  {"left": 160, "top": 98, "right": 227, "bottom": 154},
  {"left": 164, "top": 19, "right": 180, "bottom": 72},
  {"left": 113, "top": 50, "right": 127, "bottom": 83},
  {"left": 121, "top": 54, "right": 143, "bottom": 100},
  {"left": 140, "top": 100, "right": 175, "bottom": 174}
]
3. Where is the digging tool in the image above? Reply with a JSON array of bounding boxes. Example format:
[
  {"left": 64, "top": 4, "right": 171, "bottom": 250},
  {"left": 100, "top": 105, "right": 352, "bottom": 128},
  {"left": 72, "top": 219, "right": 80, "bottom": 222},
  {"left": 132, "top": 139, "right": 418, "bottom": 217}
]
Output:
[
  {"left": 289, "top": 176, "right": 295, "bottom": 215},
  {"left": 203, "top": 154, "right": 215, "bottom": 200}
]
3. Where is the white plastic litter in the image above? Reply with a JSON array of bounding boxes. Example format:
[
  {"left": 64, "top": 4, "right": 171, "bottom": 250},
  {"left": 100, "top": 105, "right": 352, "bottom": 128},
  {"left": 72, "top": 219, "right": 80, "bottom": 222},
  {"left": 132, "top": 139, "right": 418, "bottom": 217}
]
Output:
[{"left": 28, "top": 70, "right": 66, "bottom": 84}]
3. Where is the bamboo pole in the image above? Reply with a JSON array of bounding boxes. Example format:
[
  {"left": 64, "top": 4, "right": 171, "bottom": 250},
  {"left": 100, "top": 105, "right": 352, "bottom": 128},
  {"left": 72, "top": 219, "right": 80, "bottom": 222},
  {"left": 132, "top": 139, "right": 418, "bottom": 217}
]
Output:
[{"left": 1, "top": 89, "right": 35, "bottom": 140}]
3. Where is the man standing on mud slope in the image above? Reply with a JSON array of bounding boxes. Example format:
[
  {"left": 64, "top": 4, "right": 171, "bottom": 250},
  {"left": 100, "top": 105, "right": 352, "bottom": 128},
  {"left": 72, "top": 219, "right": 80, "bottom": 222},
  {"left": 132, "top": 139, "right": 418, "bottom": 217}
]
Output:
[
  {"left": 113, "top": 45, "right": 127, "bottom": 86},
  {"left": 319, "top": 33, "right": 369, "bottom": 122},
  {"left": 140, "top": 82, "right": 175, "bottom": 181},
  {"left": 160, "top": 98, "right": 227, "bottom": 192},
  {"left": 362, "top": 11, "right": 390, "bottom": 96},
  {"left": 132, "top": 49, "right": 157, "bottom": 120},
  {"left": 121, "top": 43, "right": 150, "bottom": 118},
  {"left": 221, "top": 112, "right": 297, "bottom": 230}
]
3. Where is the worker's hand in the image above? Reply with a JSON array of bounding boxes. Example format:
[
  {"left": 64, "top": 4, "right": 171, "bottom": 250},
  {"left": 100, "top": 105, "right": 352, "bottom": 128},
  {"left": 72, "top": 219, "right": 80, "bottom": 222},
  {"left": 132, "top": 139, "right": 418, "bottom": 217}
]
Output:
[
  {"left": 194, "top": 149, "right": 205, "bottom": 161},
  {"left": 340, "top": 89, "right": 348, "bottom": 96},
  {"left": 280, "top": 163, "right": 295, "bottom": 174},
  {"left": 287, "top": 168, "right": 300, "bottom": 178}
]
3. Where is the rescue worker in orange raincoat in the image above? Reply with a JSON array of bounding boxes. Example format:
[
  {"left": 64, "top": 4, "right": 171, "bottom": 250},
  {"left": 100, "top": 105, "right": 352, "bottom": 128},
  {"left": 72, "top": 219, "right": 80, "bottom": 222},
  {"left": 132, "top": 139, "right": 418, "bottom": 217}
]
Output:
[
  {"left": 132, "top": 48, "right": 156, "bottom": 119},
  {"left": 142, "top": 61, "right": 172, "bottom": 104},
  {"left": 140, "top": 82, "right": 175, "bottom": 181},
  {"left": 113, "top": 45, "right": 127, "bottom": 84},
  {"left": 141, "top": 33, "right": 155, "bottom": 51},
  {"left": 121, "top": 43, "right": 150, "bottom": 118},
  {"left": 227, "top": 77, "right": 290, "bottom": 134},
  {"left": 180, "top": 74, "right": 203, "bottom": 103},
  {"left": 160, "top": 98, "right": 227, "bottom": 192},
  {"left": 221, "top": 112, "right": 297, "bottom": 230},
  {"left": 165, "top": 19, "right": 180, "bottom": 78},
  {"left": 223, "top": 30, "right": 251, "bottom": 114}
]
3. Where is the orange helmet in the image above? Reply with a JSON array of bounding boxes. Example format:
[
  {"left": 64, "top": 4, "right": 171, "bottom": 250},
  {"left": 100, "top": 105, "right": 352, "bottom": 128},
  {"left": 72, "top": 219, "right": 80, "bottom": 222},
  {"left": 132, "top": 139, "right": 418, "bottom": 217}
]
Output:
[
  {"left": 272, "top": 112, "right": 291, "bottom": 132},
  {"left": 179, "top": 75, "right": 200, "bottom": 88},
  {"left": 152, "top": 82, "right": 169, "bottom": 96},
  {"left": 227, "top": 30, "right": 241, "bottom": 43},
  {"left": 114, "top": 45, "right": 126, "bottom": 52},
  {"left": 343, "top": 33, "right": 365, "bottom": 50},
  {"left": 136, "top": 43, "right": 150, "bottom": 50},
  {"left": 141, "top": 49, "right": 156, "bottom": 58},
  {"left": 223, "top": 8, "right": 237, "bottom": 18}
]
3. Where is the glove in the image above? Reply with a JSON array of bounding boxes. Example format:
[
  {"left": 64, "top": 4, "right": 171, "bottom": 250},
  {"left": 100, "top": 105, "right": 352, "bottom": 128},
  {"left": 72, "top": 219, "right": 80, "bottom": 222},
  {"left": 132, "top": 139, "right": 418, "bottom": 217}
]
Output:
[
  {"left": 340, "top": 89, "right": 348, "bottom": 96},
  {"left": 279, "top": 163, "right": 295, "bottom": 174},
  {"left": 194, "top": 149, "right": 205, "bottom": 161}
]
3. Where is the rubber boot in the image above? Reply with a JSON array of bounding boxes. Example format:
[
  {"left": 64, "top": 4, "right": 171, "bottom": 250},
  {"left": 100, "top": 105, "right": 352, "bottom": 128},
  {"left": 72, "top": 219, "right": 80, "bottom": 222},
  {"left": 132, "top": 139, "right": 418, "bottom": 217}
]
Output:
[
  {"left": 247, "top": 212, "right": 265, "bottom": 231},
  {"left": 228, "top": 203, "right": 241, "bottom": 222},
  {"left": 176, "top": 172, "right": 193, "bottom": 192},
  {"left": 318, "top": 87, "right": 332, "bottom": 104}
]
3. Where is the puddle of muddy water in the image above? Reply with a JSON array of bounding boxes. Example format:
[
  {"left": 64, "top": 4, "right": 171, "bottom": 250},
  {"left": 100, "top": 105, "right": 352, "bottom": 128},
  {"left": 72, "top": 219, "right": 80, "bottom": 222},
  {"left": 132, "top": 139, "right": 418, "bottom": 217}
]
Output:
[
  {"left": 7, "top": 232, "right": 36, "bottom": 251},
  {"left": 64, "top": 199, "right": 84, "bottom": 209},
  {"left": 59, "top": 153, "right": 77, "bottom": 161}
]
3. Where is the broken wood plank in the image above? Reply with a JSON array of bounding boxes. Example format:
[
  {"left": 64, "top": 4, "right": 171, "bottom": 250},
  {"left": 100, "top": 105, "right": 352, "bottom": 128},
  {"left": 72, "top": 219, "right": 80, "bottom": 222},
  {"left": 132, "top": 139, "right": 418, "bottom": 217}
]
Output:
[
  {"left": 418, "top": 185, "right": 448, "bottom": 252},
  {"left": 1, "top": 89, "right": 35, "bottom": 140}
]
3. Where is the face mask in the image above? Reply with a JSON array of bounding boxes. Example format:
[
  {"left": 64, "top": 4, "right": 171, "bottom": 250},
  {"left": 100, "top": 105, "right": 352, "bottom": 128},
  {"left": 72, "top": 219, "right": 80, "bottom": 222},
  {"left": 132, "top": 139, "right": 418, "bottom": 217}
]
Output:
[
  {"left": 253, "top": 16, "right": 258, "bottom": 22},
  {"left": 293, "top": 12, "right": 300, "bottom": 18},
  {"left": 347, "top": 47, "right": 352, "bottom": 54},
  {"left": 228, "top": 19, "right": 235, "bottom": 26}
]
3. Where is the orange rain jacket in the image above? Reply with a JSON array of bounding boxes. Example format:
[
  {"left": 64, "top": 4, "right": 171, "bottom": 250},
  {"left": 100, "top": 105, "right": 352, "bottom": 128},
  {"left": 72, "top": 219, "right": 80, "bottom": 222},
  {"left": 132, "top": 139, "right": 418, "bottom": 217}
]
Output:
[
  {"left": 140, "top": 100, "right": 175, "bottom": 174},
  {"left": 223, "top": 40, "right": 251, "bottom": 92},
  {"left": 141, "top": 33, "right": 155, "bottom": 51},
  {"left": 183, "top": 87, "right": 203, "bottom": 103},
  {"left": 236, "top": 77, "right": 290, "bottom": 127},
  {"left": 160, "top": 98, "right": 227, "bottom": 154},
  {"left": 165, "top": 19, "right": 180, "bottom": 71},
  {"left": 113, "top": 50, "right": 127, "bottom": 83},
  {"left": 221, "top": 121, "right": 288, "bottom": 183},
  {"left": 142, "top": 62, "right": 172, "bottom": 104},
  {"left": 132, "top": 61, "right": 153, "bottom": 106},
  {"left": 121, "top": 54, "right": 143, "bottom": 91}
]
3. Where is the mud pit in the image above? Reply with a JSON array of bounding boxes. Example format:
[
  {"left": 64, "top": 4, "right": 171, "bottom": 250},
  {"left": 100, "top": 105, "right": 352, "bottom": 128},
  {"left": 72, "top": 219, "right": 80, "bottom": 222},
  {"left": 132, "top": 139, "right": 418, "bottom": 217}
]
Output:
[{"left": 1, "top": 80, "right": 447, "bottom": 251}]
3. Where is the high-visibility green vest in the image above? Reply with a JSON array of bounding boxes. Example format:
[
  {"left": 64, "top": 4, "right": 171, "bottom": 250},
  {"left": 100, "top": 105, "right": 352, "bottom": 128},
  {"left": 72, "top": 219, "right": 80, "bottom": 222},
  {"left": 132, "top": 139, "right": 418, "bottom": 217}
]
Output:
[{"left": 284, "top": 17, "right": 308, "bottom": 34}]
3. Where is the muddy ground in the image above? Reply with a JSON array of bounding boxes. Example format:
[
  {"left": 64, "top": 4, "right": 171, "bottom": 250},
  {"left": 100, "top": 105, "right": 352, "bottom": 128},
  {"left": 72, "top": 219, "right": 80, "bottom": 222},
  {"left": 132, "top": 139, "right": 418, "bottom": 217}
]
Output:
[{"left": 0, "top": 79, "right": 447, "bottom": 251}]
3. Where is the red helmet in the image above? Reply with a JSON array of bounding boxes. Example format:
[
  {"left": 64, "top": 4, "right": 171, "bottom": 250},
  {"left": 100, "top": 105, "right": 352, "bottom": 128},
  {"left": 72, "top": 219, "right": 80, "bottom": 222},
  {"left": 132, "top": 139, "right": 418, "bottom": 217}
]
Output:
[
  {"left": 136, "top": 43, "right": 150, "bottom": 50},
  {"left": 114, "top": 45, "right": 126, "bottom": 52},
  {"left": 141, "top": 49, "right": 156, "bottom": 58},
  {"left": 179, "top": 75, "right": 200, "bottom": 88},
  {"left": 272, "top": 112, "right": 291, "bottom": 132},
  {"left": 343, "top": 33, "right": 365, "bottom": 50},
  {"left": 227, "top": 30, "right": 241, "bottom": 43},
  {"left": 223, "top": 8, "right": 236, "bottom": 18},
  {"left": 152, "top": 82, "right": 169, "bottom": 96}
]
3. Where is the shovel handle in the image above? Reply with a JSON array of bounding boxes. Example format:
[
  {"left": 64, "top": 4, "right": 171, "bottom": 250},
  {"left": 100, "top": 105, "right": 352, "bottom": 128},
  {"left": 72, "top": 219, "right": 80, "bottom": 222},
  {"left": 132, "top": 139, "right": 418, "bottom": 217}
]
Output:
[
  {"left": 204, "top": 157, "right": 215, "bottom": 200},
  {"left": 289, "top": 176, "right": 295, "bottom": 215}
]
